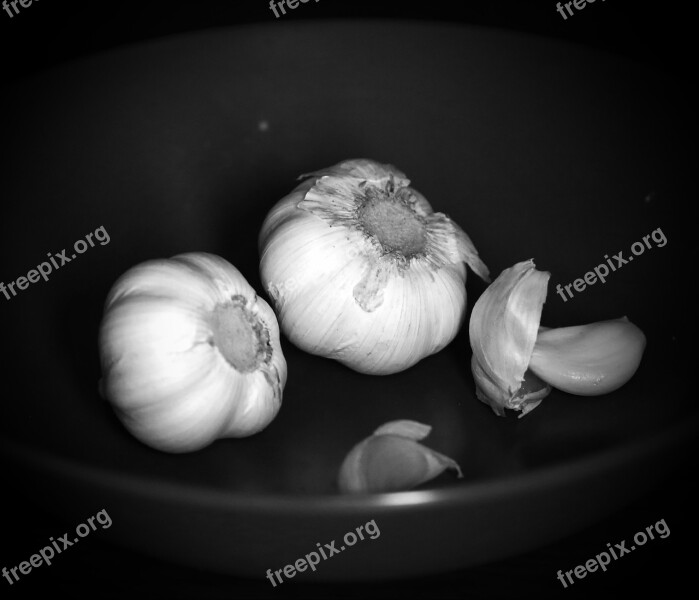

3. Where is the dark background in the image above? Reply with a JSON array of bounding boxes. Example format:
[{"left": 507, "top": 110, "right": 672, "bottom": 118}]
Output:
[
  {"left": 1, "top": 1, "right": 695, "bottom": 598},
  {"left": 0, "top": 0, "right": 695, "bottom": 84}
]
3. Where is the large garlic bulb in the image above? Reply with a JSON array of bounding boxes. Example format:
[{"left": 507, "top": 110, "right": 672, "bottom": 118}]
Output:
[
  {"left": 259, "top": 159, "right": 490, "bottom": 375},
  {"left": 99, "top": 252, "right": 287, "bottom": 452}
]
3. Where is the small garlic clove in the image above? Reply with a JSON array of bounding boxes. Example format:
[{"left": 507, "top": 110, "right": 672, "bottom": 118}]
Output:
[
  {"left": 338, "top": 420, "right": 463, "bottom": 494},
  {"left": 529, "top": 317, "right": 646, "bottom": 395},
  {"left": 469, "top": 260, "right": 552, "bottom": 416}
]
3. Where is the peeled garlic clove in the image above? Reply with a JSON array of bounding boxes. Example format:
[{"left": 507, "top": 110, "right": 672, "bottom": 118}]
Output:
[
  {"left": 469, "top": 259, "right": 552, "bottom": 416},
  {"left": 529, "top": 317, "right": 646, "bottom": 395},
  {"left": 259, "top": 158, "right": 489, "bottom": 375},
  {"left": 338, "top": 420, "right": 463, "bottom": 494},
  {"left": 99, "top": 252, "right": 287, "bottom": 453}
]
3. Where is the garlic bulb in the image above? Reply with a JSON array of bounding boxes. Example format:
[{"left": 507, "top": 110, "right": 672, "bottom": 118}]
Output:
[
  {"left": 338, "top": 420, "right": 463, "bottom": 494},
  {"left": 469, "top": 260, "right": 646, "bottom": 416},
  {"left": 259, "top": 159, "right": 490, "bottom": 375},
  {"left": 99, "top": 252, "right": 287, "bottom": 452}
]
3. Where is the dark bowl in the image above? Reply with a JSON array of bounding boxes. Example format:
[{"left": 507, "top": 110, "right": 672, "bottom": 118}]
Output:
[{"left": 0, "top": 20, "right": 694, "bottom": 581}]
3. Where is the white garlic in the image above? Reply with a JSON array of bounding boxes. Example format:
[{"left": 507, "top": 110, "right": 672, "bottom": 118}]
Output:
[
  {"left": 338, "top": 420, "right": 463, "bottom": 494},
  {"left": 469, "top": 260, "right": 646, "bottom": 416},
  {"left": 98, "top": 252, "right": 287, "bottom": 452},
  {"left": 469, "top": 260, "right": 552, "bottom": 416},
  {"left": 259, "top": 159, "right": 490, "bottom": 375},
  {"left": 529, "top": 317, "right": 646, "bottom": 395}
]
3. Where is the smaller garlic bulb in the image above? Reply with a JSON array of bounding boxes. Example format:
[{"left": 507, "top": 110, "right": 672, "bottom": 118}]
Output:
[
  {"left": 338, "top": 420, "right": 463, "bottom": 494},
  {"left": 99, "top": 252, "right": 287, "bottom": 452},
  {"left": 469, "top": 260, "right": 646, "bottom": 416}
]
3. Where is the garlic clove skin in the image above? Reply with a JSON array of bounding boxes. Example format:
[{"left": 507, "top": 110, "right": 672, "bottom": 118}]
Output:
[
  {"left": 471, "top": 355, "right": 551, "bottom": 417},
  {"left": 99, "top": 252, "right": 287, "bottom": 453},
  {"left": 529, "top": 317, "right": 646, "bottom": 396},
  {"left": 469, "top": 259, "right": 552, "bottom": 416},
  {"left": 259, "top": 159, "right": 490, "bottom": 375},
  {"left": 338, "top": 420, "right": 463, "bottom": 494}
]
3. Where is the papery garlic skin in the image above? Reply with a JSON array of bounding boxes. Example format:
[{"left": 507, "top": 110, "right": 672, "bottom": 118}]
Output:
[
  {"left": 338, "top": 420, "right": 463, "bottom": 494},
  {"left": 529, "top": 317, "right": 646, "bottom": 395},
  {"left": 469, "top": 260, "right": 552, "bottom": 416},
  {"left": 259, "top": 159, "right": 490, "bottom": 375},
  {"left": 99, "top": 252, "right": 287, "bottom": 453}
]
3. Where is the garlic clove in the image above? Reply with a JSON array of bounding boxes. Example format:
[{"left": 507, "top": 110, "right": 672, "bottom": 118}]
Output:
[
  {"left": 338, "top": 420, "right": 463, "bottom": 494},
  {"left": 469, "top": 259, "right": 552, "bottom": 416},
  {"left": 529, "top": 317, "right": 646, "bottom": 396}
]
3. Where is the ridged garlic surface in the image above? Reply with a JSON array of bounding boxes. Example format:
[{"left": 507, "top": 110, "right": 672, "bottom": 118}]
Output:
[
  {"left": 259, "top": 159, "right": 490, "bottom": 375},
  {"left": 99, "top": 252, "right": 287, "bottom": 453}
]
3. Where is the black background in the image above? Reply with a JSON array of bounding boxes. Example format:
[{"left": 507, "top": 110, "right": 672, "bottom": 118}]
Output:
[
  {"left": 1, "top": 1, "right": 696, "bottom": 598},
  {"left": 0, "top": 0, "right": 696, "bottom": 84}
]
